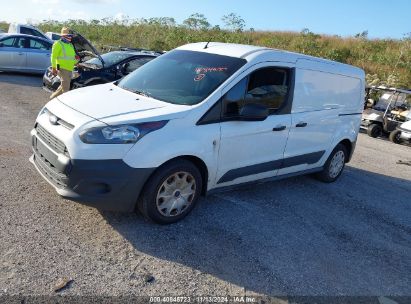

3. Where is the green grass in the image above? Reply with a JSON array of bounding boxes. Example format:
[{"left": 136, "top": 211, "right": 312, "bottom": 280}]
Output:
[{"left": 1, "top": 19, "right": 410, "bottom": 87}]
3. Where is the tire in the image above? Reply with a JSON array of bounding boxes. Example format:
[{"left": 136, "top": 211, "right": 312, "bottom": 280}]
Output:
[
  {"left": 367, "top": 123, "right": 382, "bottom": 138},
  {"left": 389, "top": 130, "right": 402, "bottom": 144},
  {"left": 137, "top": 159, "right": 203, "bottom": 224},
  {"left": 315, "top": 144, "right": 347, "bottom": 183}
]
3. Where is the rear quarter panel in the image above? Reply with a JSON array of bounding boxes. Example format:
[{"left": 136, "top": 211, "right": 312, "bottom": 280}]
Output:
[{"left": 291, "top": 59, "right": 364, "bottom": 164}]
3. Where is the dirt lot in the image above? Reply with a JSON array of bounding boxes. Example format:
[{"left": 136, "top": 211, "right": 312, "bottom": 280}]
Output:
[{"left": 0, "top": 73, "right": 410, "bottom": 302}]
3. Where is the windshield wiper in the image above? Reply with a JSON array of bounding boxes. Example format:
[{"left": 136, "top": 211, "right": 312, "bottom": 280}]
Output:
[{"left": 133, "top": 89, "right": 151, "bottom": 98}]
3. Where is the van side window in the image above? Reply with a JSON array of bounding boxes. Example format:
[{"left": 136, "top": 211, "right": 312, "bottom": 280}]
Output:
[
  {"left": 245, "top": 68, "right": 289, "bottom": 114},
  {"left": 222, "top": 67, "right": 289, "bottom": 117}
]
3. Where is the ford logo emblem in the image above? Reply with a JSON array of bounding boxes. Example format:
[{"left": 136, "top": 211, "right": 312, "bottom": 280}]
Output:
[{"left": 49, "top": 114, "right": 58, "bottom": 125}]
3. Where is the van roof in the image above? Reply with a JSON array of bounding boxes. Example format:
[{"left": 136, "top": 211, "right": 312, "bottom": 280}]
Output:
[
  {"left": 176, "top": 42, "right": 268, "bottom": 59},
  {"left": 176, "top": 42, "right": 364, "bottom": 78}
]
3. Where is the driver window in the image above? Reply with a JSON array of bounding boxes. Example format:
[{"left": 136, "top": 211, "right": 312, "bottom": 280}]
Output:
[
  {"left": 222, "top": 67, "right": 290, "bottom": 117},
  {"left": 245, "top": 67, "right": 289, "bottom": 114}
]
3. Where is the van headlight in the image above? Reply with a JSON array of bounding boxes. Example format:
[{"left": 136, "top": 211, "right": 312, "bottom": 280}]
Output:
[{"left": 79, "top": 120, "right": 168, "bottom": 144}]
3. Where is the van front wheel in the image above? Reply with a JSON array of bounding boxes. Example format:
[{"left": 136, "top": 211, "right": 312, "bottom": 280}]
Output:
[
  {"left": 137, "top": 159, "right": 202, "bottom": 224},
  {"left": 315, "top": 144, "right": 347, "bottom": 183}
]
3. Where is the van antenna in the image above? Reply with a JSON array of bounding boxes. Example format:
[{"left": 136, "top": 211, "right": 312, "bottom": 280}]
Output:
[{"left": 204, "top": 41, "right": 211, "bottom": 49}]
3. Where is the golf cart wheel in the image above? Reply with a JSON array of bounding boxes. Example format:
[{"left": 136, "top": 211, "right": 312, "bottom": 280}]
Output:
[
  {"left": 137, "top": 159, "right": 202, "bottom": 224},
  {"left": 389, "top": 130, "right": 402, "bottom": 144},
  {"left": 367, "top": 124, "right": 382, "bottom": 138},
  {"left": 315, "top": 144, "right": 347, "bottom": 183}
]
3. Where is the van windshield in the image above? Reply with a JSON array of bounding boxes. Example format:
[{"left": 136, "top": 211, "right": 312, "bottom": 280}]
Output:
[{"left": 118, "top": 50, "right": 247, "bottom": 105}]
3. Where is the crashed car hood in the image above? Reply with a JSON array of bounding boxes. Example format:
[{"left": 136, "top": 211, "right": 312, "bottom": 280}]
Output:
[
  {"left": 71, "top": 31, "right": 105, "bottom": 66},
  {"left": 56, "top": 83, "right": 191, "bottom": 124}
]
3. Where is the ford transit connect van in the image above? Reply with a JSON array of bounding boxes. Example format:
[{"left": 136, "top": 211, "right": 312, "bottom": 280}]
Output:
[{"left": 30, "top": 42, "right": 365, "bottom": 224}]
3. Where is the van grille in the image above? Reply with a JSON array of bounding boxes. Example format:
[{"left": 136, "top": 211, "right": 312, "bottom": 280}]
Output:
[
  {"left": 35, "top": 124, "right": 69, "bottom": 156},
  {"left": 32, "top": 152, "right": 69, "bottom": 188}
]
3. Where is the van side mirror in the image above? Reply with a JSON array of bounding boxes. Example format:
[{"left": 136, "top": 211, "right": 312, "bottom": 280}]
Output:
[
  {"left": 0, "top": 43, "right": 3, "bottom": 47},
  {"left": 238, "top": 103, "right": 269, "bottom": 121}
]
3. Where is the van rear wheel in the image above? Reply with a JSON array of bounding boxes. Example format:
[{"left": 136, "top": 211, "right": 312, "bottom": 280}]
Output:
[
  {"left": 137, "top": 159, "right": 202, "bottom": 224},
  {"left": 367, "top": 123, "right": 382, "bottom": 138},
  {"left": 315, "top": 144, "right": 347, "bottom": 183}
]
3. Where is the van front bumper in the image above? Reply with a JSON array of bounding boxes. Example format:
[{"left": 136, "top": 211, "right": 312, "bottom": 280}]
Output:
[{"left": 30, "top": 132, "right": 154, "bottom": 212}]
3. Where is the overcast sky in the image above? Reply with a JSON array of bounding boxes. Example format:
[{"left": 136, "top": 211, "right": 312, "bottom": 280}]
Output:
[{"left": 1, "top": 0, "right": 410, "bottom": 39}]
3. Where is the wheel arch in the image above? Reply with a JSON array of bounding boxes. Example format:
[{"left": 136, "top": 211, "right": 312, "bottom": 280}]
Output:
[
  {"left": 145, "top": 155, "right": 209, "bottom": 196},
  {"left": 338, "top": 138, "right": 353, "bottom": 163}
]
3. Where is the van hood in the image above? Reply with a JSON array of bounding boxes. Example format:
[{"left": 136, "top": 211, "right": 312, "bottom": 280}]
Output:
[{"left": 56, "top": 83, "right": 191, "bottom": 124}]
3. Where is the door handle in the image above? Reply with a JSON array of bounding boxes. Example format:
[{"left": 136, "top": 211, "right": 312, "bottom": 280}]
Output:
[
  {"left": 18, "top": 52, "right": 24, "bottom": 55},
  {"left": 296, "top": 122, "right": 307, "bottom": 127},
  {"left": 272, "top": 125, "right": 286, "bottom": 131}
]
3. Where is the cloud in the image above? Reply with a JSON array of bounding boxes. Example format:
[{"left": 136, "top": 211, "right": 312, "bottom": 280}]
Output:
[
  {"left": 32, "top": 0, "right": 60, "bottom": 4},
  {"left": 44, "top": 8, "right": 89, "bottom": 20},
  {"left": 114, "top": 12, "right": 128, "bottom": 21}
]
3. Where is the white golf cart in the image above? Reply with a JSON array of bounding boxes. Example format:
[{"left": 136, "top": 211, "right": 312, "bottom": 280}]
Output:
[{"left": 361, "top": 86, "right": 411, "bottom": 139}]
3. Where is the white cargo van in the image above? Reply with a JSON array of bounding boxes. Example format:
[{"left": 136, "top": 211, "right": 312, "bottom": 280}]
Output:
[{"left": 30, "top": 42, "right": 365, "bottom": 224}]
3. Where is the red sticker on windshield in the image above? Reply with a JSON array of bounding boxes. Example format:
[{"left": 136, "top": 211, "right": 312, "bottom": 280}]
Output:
[
  {"left": 195, "top": 67, "right": 228, "bottom": 74},
  {"left": 194, "top": 74, "right": 205, "bottom": 81}
]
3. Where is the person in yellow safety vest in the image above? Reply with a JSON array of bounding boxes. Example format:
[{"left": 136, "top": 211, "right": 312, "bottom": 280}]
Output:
[{"left": 49, "top": 27, "right": 78, "bottom": 99}]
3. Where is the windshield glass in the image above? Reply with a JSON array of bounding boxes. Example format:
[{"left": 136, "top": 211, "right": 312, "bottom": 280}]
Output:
[
  {"left": 118, "top": 50, "right": 247, "bottom": 105},
  {"left": 85, "top": 51, "right": 134, "bottom": 67}
]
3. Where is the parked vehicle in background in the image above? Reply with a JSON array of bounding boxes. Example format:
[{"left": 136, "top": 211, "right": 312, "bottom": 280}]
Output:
[
  {"left": 45, "top": 32, "right": 61, "bottom": 41},
  {"left": 391, "top": 117, "right": 411, "bottom": 145},
  {"left": 43, "top": 50, "right": 160, "bottom": 91},
  {"left": 0, "top": 33, "right": 52, "bottom": 74},
  {"left": 361, "top": 86, "right": 411, "bottom": 138},
  {"left": 8, "top": 23, "right": 51, "bottom": 42},
  {"left": 30, "top": 42, "right": 364, "bottom": 224}
]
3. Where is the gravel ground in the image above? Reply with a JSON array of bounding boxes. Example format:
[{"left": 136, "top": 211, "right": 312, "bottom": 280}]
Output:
[{"left": 0, "top": 73, "right": 410, "bottom": 301}]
